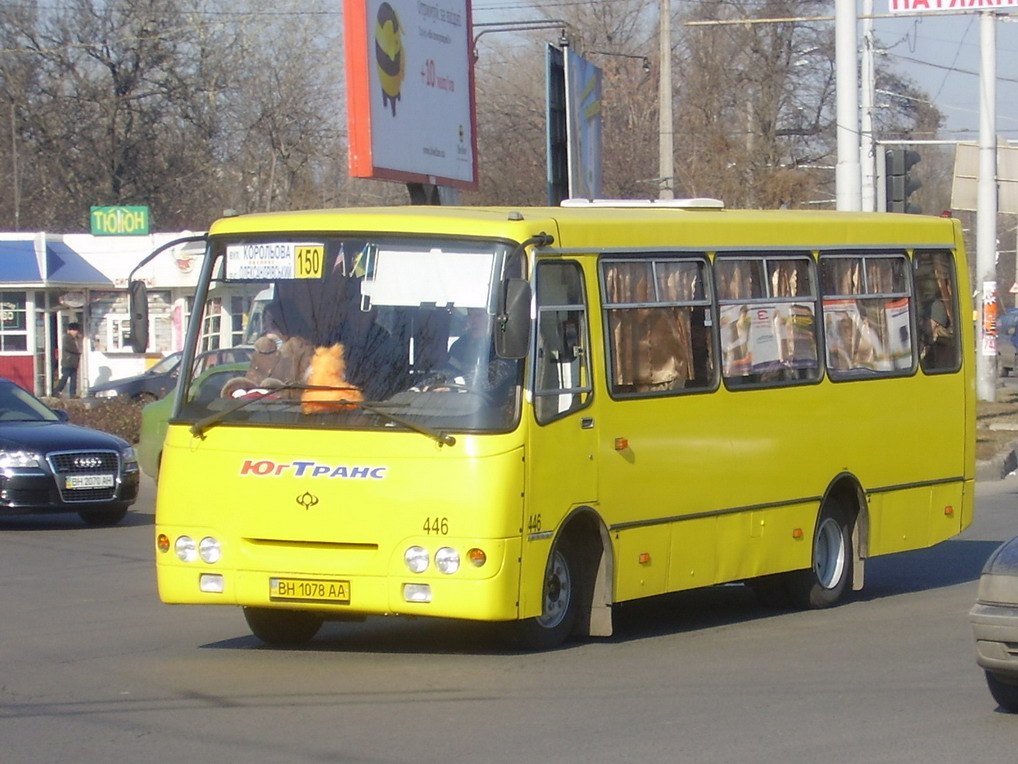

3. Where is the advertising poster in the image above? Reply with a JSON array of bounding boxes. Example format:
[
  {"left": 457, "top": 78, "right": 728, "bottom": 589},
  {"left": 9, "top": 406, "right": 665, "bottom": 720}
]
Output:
[
  {"left": 345, "top": 0, "right": 477, "bottom": 188},
  {"left": 565, "top": 50, "right": 603, "bottom": 200}
]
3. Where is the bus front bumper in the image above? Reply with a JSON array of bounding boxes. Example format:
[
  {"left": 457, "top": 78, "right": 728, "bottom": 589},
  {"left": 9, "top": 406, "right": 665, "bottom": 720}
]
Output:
[{"left": 156, "top": 535, "right": 523, "bottom": 623}]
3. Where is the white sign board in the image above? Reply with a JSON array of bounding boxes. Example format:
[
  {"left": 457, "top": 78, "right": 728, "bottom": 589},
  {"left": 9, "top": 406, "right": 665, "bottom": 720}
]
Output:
[{"left": 888, "top": 0, "right": 1018, "bottom": 12}]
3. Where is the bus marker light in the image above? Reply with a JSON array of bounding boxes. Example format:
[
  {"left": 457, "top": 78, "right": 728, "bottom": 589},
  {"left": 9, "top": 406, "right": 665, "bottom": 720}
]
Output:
[
  {"left": 792, "top": 528, "right": 804, "bottom": 539},
  {"left": 157, "top": 534, "right": 170, "bottom": 553},
  {"left": 614, "top": 438, "right": 629, "bottom": 451},
  {"left": 468, "top": 548, "right": 487, "bottom": 567},
  {"left": 403, "top": 583, "right": 432, "bottom": 603},
  {"left": 199, "top": 574, "right": 224, "bottom": 593},
  {"left": 944, "top": 505, "right": 955, "bottom": 516},
  {"left": 638, "top": 553, "right": 651, "bottom": 564}
]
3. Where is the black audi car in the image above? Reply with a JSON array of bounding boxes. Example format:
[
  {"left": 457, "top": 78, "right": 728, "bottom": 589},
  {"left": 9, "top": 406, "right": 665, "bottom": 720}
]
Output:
[{"left": 0, "top": 378, "right": 139, "bottom": 525}]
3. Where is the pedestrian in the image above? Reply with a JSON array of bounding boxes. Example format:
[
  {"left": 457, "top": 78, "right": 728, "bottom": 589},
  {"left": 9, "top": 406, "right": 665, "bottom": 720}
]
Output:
[{"left": 53, "top": 322, "right": 83, "bottom": 397}]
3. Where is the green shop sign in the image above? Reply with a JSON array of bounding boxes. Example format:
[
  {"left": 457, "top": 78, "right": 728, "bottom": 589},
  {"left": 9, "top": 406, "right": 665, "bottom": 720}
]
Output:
[{"left": 90, "top": 206, "right": 150, "bottom": 235}]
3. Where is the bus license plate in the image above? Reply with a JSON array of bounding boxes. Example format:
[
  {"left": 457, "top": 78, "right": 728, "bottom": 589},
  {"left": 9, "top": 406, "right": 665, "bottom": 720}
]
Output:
[
  {"left": 270, "top": 577, "right": 350, "bottom": 603},
  {"left": 65, "top": 473, "right": 115, "bottom": 490}
]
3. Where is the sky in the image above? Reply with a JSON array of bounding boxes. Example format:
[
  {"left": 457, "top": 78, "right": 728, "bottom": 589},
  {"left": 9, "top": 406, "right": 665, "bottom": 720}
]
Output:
[
  {"left": 873, "top": 9, "right": 1018, "bottom": 140},
  {"left": 469, "top": 1, "right": 1018, "bottom": 142}
]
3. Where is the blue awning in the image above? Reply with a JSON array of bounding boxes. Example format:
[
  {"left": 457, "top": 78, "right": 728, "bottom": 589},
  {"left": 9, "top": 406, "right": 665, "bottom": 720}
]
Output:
[
  {"left": 45, "top": 241, "right": 111, "bottom": 285},
  {"left": 0, "top": 240, "right": 41, "bottom": 282},
  {"left": 0, "top": 239, "right": 112, "bottom": 286}
]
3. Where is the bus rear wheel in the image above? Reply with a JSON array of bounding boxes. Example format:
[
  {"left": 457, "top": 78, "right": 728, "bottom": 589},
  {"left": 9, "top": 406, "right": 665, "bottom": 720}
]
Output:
[
  {"left": 504, "top": 537, "right": 579, "bottom": 650},
  {"left": 787, "top": 501, "right": 853, "bottom": 609},
  {"left": 243, "top": 607, "right": 323, "bottom": 647}
]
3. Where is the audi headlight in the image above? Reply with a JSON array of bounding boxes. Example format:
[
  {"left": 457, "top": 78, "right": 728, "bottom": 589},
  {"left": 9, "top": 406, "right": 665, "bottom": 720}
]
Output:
[
  {"left": 404, "top": 545, "right": 429, "bottom": 573},
  {"left": 0, "top": 450, "right": 42, "bottom": 469},
  {"left": 93, "top": 389, "right": 118, "bottom": 399},
  {"left": 435, "top": 547, "right": 460, "bottom": 575},
  {"left": 121, "top": 446, "right": 139, "bottom": 471}
]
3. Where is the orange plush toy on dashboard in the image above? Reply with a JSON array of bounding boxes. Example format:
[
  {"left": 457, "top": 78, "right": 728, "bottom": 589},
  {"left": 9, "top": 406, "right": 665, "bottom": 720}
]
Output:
[{"left": 301, "top": 343, "right": 363, "bottom": 413}]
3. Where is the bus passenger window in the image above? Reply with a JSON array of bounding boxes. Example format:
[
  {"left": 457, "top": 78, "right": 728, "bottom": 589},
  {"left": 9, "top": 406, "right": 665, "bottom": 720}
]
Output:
[
  {"left": 601, "top": 257, "right": 715, "bottom": 396},
  {"left": 915, "top": 250, "right": 960, "bottom": 373},
  {"left": 820, "top": 253, "right": 913, "bottom": 379},
  {"left": 535, "top": 261, "right": 592, "bottom": 423},
  {"left": 715, "top": 255, "right": 819, "bottom": 387}
]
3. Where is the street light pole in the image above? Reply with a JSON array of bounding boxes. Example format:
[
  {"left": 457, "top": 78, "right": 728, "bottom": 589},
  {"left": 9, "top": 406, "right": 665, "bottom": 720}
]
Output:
[{"left": 659, "top": 0, "right": 674, "bottom": 199}]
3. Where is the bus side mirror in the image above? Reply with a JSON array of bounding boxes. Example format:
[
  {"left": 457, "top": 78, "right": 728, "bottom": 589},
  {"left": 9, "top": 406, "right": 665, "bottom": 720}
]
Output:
[
  {"left": 128, "top": 279, "right": 149, "bottom": 353},
  {"left": 495, "top": 278, "right": 532, "bottom": 359}
]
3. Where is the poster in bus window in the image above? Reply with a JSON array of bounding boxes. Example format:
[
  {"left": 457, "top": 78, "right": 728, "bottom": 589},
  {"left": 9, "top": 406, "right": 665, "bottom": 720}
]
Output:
[
  {"left": 824, "top": 298, "right": 893, "bottom": 371},
  {"left": 747, "top": 305, "right": 782, "bottom": 370},
  {"left": 885, "top": 297, "right": 912, "bottom": 368},
  {"left": 719, "top": 304, "right": 750, "bottom": 376}
]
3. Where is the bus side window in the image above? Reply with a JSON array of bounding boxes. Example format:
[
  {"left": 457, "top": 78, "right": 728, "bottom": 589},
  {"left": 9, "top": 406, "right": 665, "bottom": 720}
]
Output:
[
  {"left": 534, "top": 261, "right": 592, "bottom": 424},
  {"left": 601, "top": 257, "right": 715, "bottom": 395},
  {"left": 820, "top": 253, "right": 913, "bottom": 378},
  {"left": 716, "top": 255, "right": 819, "bottom": 387},
  {"left": 915, "top": 250, "right": 960, "bottom": 373}
]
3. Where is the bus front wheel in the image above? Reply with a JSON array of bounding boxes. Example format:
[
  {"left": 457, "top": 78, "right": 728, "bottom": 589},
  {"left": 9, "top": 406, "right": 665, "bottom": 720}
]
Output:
[
  {"left": 787, "top": 501, "right": 853, "bottom": 609},
  {"left": 504, "top": 537, "right": 580, "bottom": 650},
  {"left": 243, "top": 607, "right": 323, "bottom": 647}
]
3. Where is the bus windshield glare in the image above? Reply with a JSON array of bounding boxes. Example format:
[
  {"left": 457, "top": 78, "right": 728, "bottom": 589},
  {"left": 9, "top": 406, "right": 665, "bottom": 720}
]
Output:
[{"left": 180, "top": 235, "right": 520, "bottom": 434}]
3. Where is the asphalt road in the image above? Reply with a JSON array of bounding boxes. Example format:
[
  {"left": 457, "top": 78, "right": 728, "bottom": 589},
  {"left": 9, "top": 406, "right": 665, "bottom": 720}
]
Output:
[{"left": 1, "top": 476, "right": 1016, "bottom": 764}]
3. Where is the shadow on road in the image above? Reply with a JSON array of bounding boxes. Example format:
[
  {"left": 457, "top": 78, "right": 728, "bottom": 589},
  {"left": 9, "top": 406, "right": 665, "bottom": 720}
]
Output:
[
  {"left": 200, "top": 536, "right": 1002, "bottom": 655},
  {"left": 0, "top": 507, "right": 153, "bottom": 531}
]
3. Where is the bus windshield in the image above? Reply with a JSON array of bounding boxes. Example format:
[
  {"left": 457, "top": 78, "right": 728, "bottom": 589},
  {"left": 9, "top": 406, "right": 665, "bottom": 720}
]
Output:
[{"left": 179, "top": 235, "right": 521, "bottom": 434}]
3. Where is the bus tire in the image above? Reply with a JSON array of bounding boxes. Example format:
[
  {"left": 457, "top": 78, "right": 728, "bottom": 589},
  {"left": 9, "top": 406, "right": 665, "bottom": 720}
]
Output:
[
  {"left": 787, "top": 500, "right": 853, "bottom": 609},
  {"left": 243, "top": 607, "right": 323, "bottom": 647},
  {"left": 504, "top": 536, "right": 580, "bottom": 650},
  {"left": 985, "top": 671, "right": 1018, "bottom": 713}
]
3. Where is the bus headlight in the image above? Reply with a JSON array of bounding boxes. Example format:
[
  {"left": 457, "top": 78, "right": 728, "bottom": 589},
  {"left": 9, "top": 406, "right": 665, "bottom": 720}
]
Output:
[
  {"left": 175, "top": 535, "right": 197, "bottom": 562},
  {"left": 404, "top": 545, "right": 429, "bottom": 573},
  {"left": 435, "top": 547, "right": 460, "bottom": 574},
  {"left": 199, "top": 537, "right": 221, "bottom": 564}
]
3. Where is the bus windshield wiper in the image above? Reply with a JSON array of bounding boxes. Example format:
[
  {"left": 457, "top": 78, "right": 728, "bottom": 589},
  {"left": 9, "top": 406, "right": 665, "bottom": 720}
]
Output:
[
  {"left": 189, "top": 383, "right": 307, "bottom": 439},
  {"left": 345, "top": 399, "right": 456, "bottom": 447},
  {"left": 189, "top": 383, "right": 456, "bottom": 447}
]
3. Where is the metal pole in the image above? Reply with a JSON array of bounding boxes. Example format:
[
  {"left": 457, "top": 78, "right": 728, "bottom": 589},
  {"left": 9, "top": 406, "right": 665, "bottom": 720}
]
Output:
[
  {"left": 835, "top": 0, "right": 861, "bottom": 211},
  {"left": 658, "top": 0, "right": 674, "bottom": 199},
  {"left": 860, "top": 0, "right": 876, "bottom": 212},
  {"left": 976, "top": 11, "right": 999, "bottom": 402}
]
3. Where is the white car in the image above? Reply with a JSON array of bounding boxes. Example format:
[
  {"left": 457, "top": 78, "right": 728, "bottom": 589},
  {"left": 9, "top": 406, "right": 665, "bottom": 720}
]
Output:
[{"left": 970, "top": 534, "right": 1018, "bottom": 712}]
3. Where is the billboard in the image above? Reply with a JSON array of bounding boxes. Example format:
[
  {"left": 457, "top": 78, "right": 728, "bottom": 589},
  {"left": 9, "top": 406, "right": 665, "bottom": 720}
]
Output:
[
  {"left": 565, "top": 50, "right": 603, "bottom": 200},
  {"left": 887, "top": 0, "right": 1018, "bottom": 13},
  {"left": 344, "top": 0, "right": 478, "bottom": 189}
]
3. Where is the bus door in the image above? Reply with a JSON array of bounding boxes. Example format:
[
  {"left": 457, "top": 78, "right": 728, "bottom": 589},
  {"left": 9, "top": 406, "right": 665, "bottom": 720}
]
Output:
[{"left": 521, "top": 259, "right": 598, "bottom": 616}]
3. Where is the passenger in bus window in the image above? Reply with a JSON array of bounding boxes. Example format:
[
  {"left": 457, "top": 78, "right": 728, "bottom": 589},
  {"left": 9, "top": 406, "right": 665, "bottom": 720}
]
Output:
[
  {"left": 917, "top": 272, "right": 954, "bottom": 370},
  {"left": 221, "top": 303, "right": 314, "bottom": 398},
  {"left": 416, "top": 308, "right": 517, "bottom": 397}
]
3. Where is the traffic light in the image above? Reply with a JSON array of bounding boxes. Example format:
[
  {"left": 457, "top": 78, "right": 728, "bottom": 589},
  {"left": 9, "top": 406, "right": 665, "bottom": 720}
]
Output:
[{"left": 885, "top": 148, "right": 922, "bottom": 214}]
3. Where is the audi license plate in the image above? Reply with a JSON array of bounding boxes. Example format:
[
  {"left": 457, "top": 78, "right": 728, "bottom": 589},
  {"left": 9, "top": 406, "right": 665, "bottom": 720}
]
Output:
[
  {"left": 65, "top": 473, "right": 115, "bottom": 490},
  {"left": 270, "top": 577, "right": 350, "bottom": 603}
]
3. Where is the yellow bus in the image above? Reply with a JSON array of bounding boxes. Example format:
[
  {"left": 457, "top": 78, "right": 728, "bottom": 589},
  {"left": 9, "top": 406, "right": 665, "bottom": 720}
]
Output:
[{"left": 139, "top": 200, "right": 974, "bottom": 648}]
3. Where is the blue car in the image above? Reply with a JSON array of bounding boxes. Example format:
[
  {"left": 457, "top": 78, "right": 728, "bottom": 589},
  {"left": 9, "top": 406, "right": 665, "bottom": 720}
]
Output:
[
  {"left": 90, "top": 348, "right": 253, "bottom": 401},
  {"left": 998, "top": 309, "right": 1018, "bottom": 376}
]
